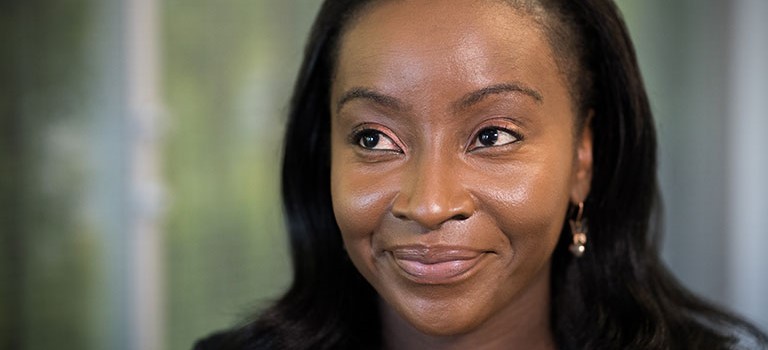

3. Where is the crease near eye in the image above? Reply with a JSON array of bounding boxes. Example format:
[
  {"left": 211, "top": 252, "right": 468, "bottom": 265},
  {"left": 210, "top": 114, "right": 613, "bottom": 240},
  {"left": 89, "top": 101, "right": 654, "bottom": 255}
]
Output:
[
  {"left": 470, "top": 127, "right": 521, "bottom": 150},
  {"left": 352, "top": 129, "right": 402, "bottom": 152}
]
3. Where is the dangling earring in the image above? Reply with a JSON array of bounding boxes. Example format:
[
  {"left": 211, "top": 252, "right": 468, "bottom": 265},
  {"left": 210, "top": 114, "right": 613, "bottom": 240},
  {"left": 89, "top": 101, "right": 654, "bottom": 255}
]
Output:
[{"left": 569, "top": 202, "right": 588, "bottom": 257}]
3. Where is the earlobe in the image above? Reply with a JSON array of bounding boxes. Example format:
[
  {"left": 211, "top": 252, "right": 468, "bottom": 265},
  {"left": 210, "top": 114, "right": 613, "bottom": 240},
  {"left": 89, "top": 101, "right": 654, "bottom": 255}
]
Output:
[{"left": 570, "top": 110, "right": 594, "bottom": 204}]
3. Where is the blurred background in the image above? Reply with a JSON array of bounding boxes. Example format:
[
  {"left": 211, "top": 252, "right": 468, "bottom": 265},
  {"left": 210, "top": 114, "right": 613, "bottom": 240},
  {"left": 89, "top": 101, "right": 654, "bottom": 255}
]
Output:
[{"left": 0, "top": 0, "right": 766, "bottom": 349}]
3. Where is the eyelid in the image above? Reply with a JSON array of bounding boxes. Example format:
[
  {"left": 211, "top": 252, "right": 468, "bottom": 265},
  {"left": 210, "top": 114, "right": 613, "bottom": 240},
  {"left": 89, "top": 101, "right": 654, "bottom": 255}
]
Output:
[
  {"left": 467, "top": 119, "right": 524, "bottom": 152},
  {"left": 348, "top": 124, "right": 404, "bottom": 153}
]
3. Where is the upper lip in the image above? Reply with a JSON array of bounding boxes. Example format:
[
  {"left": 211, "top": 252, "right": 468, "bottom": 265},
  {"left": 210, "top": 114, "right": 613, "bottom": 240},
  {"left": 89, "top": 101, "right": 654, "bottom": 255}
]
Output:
[{"left": 388, "top": 245, "right": 488, "bottom": 263}]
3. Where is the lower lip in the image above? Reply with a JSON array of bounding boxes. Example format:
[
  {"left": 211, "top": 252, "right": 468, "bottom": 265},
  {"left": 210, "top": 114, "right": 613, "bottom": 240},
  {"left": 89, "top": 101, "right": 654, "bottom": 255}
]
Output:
[{"left": 390, "top": 254, "right": 487, "bottom": 285}]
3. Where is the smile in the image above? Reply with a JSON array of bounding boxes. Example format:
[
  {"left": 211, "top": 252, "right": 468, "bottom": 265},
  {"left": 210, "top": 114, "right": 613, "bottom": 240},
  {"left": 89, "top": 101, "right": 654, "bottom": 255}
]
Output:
[{"left": 387, "top": 246, "right": 490, "bottom": 285}]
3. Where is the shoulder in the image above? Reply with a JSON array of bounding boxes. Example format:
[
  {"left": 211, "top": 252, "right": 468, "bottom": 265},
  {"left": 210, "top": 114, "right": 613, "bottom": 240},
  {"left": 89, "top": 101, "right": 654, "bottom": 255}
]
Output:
[
  {"left": 191, "top": 321, "right": 376, "bottom": 350},
  {"left": 192, "top": 326, "right": 274, "bottom": 350},
  {"left": 192, "top": 331, "right": 231, "bottom": 350}
]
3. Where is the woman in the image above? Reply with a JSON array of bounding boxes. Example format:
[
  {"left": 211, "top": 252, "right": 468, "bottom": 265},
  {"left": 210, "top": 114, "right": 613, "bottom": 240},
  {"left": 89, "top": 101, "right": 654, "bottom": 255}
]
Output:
[{"left": 196, "top": 0, "right": 768, "bottom": 348}]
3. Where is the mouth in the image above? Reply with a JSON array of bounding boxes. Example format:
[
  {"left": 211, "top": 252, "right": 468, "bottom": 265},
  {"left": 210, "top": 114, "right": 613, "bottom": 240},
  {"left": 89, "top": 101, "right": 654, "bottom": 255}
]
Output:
[{"left": 387, "top": 246, "right": 491, "bottom": 285}]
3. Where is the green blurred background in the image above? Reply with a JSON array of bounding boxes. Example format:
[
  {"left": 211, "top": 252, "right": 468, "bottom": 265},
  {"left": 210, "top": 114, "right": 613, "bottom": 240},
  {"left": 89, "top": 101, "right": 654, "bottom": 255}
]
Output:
[{"left": 1, "top": 1, "right": 766, "bottom": 349}]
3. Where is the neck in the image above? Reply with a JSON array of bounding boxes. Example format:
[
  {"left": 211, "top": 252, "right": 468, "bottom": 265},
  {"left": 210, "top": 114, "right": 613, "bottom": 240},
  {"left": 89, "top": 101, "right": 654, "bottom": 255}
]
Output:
[{"left": 381, "top": 265, "right": 555, "bottom": 350}]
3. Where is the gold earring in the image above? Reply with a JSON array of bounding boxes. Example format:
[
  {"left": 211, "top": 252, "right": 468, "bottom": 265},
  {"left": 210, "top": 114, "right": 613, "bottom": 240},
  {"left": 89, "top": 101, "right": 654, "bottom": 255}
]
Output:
[{"left": 569, "top": 202, "right": 588, "bottom": 257}]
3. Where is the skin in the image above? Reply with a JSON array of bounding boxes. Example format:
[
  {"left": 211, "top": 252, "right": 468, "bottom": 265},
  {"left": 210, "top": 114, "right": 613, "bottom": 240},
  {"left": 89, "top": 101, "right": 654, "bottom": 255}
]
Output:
[{"left": 329, "top": 0, "right": 593, "bottom": 348}]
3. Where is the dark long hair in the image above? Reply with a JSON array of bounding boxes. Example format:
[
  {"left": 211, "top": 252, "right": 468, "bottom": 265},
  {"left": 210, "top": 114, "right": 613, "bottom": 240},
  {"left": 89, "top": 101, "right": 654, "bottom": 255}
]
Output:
[{"left": 202, "top": 0, "right": 768, "bottom": 349}]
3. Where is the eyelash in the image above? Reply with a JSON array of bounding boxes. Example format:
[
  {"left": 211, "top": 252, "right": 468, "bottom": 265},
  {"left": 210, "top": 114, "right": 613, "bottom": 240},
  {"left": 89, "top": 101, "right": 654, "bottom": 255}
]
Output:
[
  {"left": 349, "top": 127, "right": 403, "bottom": 153},
  {"left": 347, "top": 123, "right": 524, "bottom": 153},
  {"left": 468, "top": 126, "right": 524, "bottom": 151}
]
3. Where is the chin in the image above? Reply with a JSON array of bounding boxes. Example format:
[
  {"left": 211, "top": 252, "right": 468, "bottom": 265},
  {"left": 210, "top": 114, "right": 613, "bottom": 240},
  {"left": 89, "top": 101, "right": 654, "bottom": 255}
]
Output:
[
  {"left": 410, "top": 317, "right": 483, "bottom": 337},
  {"left": 387, "top": 291, "right": 491, "bottom": 337}
]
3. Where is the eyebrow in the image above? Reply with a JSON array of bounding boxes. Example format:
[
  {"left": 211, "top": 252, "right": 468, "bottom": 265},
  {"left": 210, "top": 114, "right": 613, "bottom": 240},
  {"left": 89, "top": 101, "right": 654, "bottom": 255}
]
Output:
[
  {"left": 335, "top": 82, "right": 543, "bottom": 113},
  {"left": 336, "top": 87, "right": 409, "bottom": 113},
  {"left": 457, "top": 83, "right": 543, "bottom": 110}
]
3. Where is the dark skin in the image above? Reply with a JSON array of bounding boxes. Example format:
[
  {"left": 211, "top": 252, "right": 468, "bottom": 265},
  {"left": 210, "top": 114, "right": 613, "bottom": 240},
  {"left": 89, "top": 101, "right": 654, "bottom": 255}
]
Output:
[{"left": 330, "top": 0, "right": 593, "bottom": 349}]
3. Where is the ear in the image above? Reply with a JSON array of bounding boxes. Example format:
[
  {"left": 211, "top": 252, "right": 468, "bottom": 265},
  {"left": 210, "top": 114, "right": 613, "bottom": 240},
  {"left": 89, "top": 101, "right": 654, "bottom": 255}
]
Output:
[{"left": 570, "top": 110, "right": 594, "bottom": 204}]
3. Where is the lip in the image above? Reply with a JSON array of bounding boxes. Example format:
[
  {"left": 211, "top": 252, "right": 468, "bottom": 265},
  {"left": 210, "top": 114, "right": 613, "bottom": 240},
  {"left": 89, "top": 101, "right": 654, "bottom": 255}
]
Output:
[{"left": 387, "top": 246, "right": 490, "bottom": 285}]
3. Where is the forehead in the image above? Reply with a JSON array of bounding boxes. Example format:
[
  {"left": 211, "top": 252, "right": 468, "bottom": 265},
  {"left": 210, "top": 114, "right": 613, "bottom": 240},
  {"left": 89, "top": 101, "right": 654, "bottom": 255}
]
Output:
[{"left": 333, "top": 0, "right": 569, "bottom": 109}]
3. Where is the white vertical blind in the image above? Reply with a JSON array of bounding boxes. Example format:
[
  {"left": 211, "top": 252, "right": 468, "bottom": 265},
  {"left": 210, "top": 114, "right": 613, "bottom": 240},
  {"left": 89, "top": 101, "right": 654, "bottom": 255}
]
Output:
[
  {"left": 126, "top": 0, "right": 164, "bottom": 349},
  {"left": 124, "top": 0, "right": 165, "bottom": 350},
  {"left": 726, "top": 0, "right": 768, "bottom": 331}
]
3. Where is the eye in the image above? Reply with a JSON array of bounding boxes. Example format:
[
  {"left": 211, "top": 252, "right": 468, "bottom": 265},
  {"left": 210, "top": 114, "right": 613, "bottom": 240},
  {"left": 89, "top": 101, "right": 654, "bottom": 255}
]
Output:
[
  {"left": 354, "top": 129, "right": 401, "bottom": 152},
  {"left": 471, "top": 127, "right": 520, "bottom": 149}
]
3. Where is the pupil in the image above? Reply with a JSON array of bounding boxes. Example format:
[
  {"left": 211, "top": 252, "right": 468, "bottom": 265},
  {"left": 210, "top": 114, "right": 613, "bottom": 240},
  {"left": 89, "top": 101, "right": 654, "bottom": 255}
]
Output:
[
  {"left": 361, "top": 132, "right": 380, "bottom": 148},
  {"left": 479, "top": 129, "right": 498, "bottom": 146}
]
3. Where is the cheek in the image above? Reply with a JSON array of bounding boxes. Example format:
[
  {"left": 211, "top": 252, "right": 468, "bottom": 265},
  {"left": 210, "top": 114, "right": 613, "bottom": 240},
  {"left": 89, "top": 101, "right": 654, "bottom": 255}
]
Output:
[
  {"left": 474, "top": 151, "right": 573, "bottom": 257},
  {"left": 331, "top": 158, "right": 396, "bottom": 245}
]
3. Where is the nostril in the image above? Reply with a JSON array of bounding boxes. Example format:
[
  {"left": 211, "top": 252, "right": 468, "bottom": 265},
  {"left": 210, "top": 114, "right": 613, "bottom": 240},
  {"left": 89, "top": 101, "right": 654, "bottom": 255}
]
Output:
[
  {"left": 451, "top": 214, "right": 469, "bottom": 221},
  {"left": 394, "top": 212, "right": 409, "bottom": 221}
]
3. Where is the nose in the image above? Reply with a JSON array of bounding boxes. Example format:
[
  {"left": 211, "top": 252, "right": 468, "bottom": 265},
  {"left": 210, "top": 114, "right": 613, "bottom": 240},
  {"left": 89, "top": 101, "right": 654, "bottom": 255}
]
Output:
[{"left": 390, "top": 154, "right": 476, "bottom": 230}]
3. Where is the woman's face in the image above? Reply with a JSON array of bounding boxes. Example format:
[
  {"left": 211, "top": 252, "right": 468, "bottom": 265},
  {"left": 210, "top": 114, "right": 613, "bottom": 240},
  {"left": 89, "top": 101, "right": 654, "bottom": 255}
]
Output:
[{"left": 330, "top": 0, "right": 592, "bottom": 336}]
